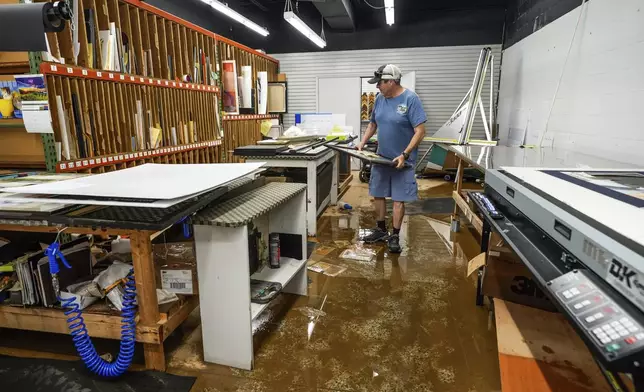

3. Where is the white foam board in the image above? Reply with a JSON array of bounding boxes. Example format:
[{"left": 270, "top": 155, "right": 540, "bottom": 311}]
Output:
[{"left": 1, "top": 163, "right": 266, "bottom": 201}]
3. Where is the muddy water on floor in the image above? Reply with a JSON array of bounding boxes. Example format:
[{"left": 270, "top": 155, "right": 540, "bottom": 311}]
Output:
[{"left": 169, "top": 198, "right": 501, "bottom": 391}]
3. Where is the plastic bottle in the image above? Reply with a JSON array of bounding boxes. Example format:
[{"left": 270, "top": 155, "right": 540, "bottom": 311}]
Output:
[{"left": 337, "top": 201, "right": 353, "bottom": 210}]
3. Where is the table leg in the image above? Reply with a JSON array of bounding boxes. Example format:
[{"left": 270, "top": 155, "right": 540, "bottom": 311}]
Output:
[
  {"left": 331, "top": 153, "right": 339, "bottom": 204},
  {"left": 307, "top": 161, "right": 318, "bottom": 236},
  {"left": 451, "top": 157, "right": 465, "bottom": 254},
  {"left": 476, "top": 220, "right": 492, "bottom": 307},
  {"left": 130, "top": 231, "right": 164, "bottom": 371}
]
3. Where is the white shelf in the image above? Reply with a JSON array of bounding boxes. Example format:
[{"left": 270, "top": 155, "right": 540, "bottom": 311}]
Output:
[{"left": 250, "top": 257, "right": 306, "bottom": 320}]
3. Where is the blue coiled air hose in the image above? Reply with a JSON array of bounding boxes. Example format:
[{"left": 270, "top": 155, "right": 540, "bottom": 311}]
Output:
[{"left": 46, "top": 242, "right": 137, "bottom": 378}]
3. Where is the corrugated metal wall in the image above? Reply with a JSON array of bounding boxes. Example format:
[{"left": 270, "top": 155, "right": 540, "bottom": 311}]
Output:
[{"left": 272, "top": 45, "right": 502, "bottom": 151}]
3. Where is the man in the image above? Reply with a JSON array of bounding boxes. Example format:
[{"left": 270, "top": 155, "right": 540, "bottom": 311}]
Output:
[{"left": 357, "top": 64, "right": 427, "bottom": 253}]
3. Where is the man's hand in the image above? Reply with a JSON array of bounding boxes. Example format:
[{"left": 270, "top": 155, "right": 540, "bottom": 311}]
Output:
[
  {"left": 356, "top": 142, "right": 365, "bottom": 151},
  {"left": 393, "top": 154, "right": 406, "bottom": 169}
]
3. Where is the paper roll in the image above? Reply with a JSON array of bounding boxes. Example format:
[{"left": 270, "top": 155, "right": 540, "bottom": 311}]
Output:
[
  {"left": 0, "top": 3, "right": 67, "bottom": 51},
  {"left": 241, "top": 66, "right": 252, "bottom": 108},
  {"left": 257, "top": 72, "right": 268, "bottom": 115}
]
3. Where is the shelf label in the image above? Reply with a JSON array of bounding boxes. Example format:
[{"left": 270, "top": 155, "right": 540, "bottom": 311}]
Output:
[
  {"left": 67, "top": 67, "right": 73, "bottom": 74},
  {"left": 140, "top": 78, "right": 145, "bottom": 83},
  {"left": 68, "top": 162, "right": 75, "bottom": 168},
  {"left": 89, "top": 159, "right": 95, "bottom": 165},
  {"left": 148, "top": 79, "right": 153, "bottom": 84},
  {"left": 130, "top": 76, "right": 135, "bottom": 81},
  {"left": 50, "top": 64, "right": 58, "bottom": 71},
  {"left": 156, "top": 80, "right": 161, "bottom": 85},
  {"left": 108, "top": 73, "right": 114, "bottom": 79},
  {"left": 76, "top": 161, "right": 82, "bottom": 167},
  {"left": 165, "top": 81, "right": 169, "bottom": 86},
  {"left": 118, "top": 155, "right": 124, "bottom": 160},
  {"left": 108, "top": 156, "right": 114, "bottom": 162},
  {"left": 96, "top": 72, "right": 102, "bottom": 77},
  {"left": 120, "top": 75, "right": 125, "bottom": 80},
  {"left": 60, "top": 163, "right": 67, "bottom": 170},
  {"left": 172, "top": 82, "right": 177, "bottom": 87},
  {"left": 82, "top": 69, "right": 88, "bottom": 76},
  {"left": 82, "top": 160, "right": 89, "bottom": 166}
]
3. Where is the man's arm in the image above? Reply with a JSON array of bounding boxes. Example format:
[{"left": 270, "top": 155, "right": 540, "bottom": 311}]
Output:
[
  {"left": 357, "top": 121, "right": 377, "bottom": 150},
  {"left": 393, "top": 123, "right": 425, "bottom": 168},
  {"left": 404, "top": 123, "right": 426, "bottom": 155}
]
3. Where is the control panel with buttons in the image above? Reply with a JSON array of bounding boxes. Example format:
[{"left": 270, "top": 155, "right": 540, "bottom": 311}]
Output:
[{"left": 549, "top": 270, "right": 644, "bottom": 365}]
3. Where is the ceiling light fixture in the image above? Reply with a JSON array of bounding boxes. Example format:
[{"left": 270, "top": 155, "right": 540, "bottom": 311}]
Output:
[
  {"left": 384, "top": 0, "right": 394, "bottom": 26},
  {"left": 284, "top": 0, "right": 326, "bottom": 48},
  {"left": 200, "top": 0, "right": 269, "bottom": 36}
]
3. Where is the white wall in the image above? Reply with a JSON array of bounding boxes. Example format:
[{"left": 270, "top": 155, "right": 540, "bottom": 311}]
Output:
[
  {"left": 272, "top": 45, "right": 501, "bottom": 141},
  {"left": 498, "top": 0, "right": 644, "bottom": 165}
]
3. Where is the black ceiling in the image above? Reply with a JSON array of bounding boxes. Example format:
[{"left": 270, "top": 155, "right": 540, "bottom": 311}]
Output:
[
  {"left": 147, "top": 0, "right": 510, "bottom": 53},
  {"left": 230, "top": 0, "right": 509, "bottom": 30}
]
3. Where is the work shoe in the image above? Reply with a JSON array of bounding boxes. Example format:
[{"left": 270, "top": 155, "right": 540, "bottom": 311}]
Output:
[
  {"left": 362, "top": 227, "right": 389, "bottom": 243},
  {"left": 388, "top": 234, "right": 402, "bottom": 254}
]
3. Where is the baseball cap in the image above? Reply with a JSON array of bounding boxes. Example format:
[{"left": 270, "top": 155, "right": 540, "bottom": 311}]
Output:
[{"left": 368, "top": 64, "right": 402, "bottom": 84}]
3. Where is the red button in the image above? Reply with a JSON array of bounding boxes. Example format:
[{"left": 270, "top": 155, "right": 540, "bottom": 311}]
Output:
[{"left": 625, "top": 337, "right": 636, "bottom": 345}]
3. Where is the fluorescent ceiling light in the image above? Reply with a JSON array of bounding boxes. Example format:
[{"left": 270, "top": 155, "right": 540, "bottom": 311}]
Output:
[
  {"left": 201, "top": 0, "right": 269, "bottom": 36},
  {"left": 284, "top": 11, "right": 326, "bottom": 48},
  {"left": 384, "top": 0, "right": 394, "bottom": 26}
]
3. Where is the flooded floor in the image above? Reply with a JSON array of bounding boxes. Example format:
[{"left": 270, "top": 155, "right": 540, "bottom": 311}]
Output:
[{"left": 167, "top": 174, "right": 501, "bottom": 391}]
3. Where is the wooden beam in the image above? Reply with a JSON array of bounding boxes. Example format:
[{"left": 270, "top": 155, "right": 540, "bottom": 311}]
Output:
[
  {"left": 129, "top": 230, "right": 165, "bottom": 371},
  {"left": 160, "top": 296, "right": 199, "bottom": 341},
  {"left": 452, "top": 190, "right": 483, "bottom": 235},
  {"left": 0, "top": 305, "right": 161, "bottom": 344},
  {"left": 0, "top": 224, "right": 136, "bottom": 236}
]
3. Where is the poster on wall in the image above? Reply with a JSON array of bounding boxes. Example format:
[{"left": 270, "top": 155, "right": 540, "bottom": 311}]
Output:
[
  {"left": 222, "top": 60, "right": 239, "bottom": 115},
  {"left": 14, "top": 74, "right": 53, "bottom": 134},
  {"left": 0, "top": 80, "right": 22, "bottom": 120}
]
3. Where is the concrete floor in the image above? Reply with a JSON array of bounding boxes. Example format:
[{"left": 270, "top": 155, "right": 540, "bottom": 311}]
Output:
[{"left": 165, "top": 175, "right": 502, "bottom": 391}]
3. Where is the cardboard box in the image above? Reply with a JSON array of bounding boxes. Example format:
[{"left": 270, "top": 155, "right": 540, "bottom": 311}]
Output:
[
  {"left": 276, "top": 73, "right": 287, "bottom": 82},
  {"left": 153, "top": 242, "right": 199, "bottom": 295},
  {"left": 482, "top": 245, "right": 557, "bottom": 312}
]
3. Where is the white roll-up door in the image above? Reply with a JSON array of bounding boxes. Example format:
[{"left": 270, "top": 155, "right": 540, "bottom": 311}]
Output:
[{"left": 272, "top": 44, "right": 502, "bottom": 154}]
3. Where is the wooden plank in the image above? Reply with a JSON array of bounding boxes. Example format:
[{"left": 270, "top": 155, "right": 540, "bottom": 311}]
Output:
[
  {"left": 453, "top": 190, "right": 483, "bottom": 235},
  {"left": 0, "top": 305, "right": 160, "bottom": 344},
  {"left": 75, "top": 0, "right": 90, "bottom": 68},
  {"left": 494, "top": 299, "right": 611, "bottom": 392},
  {"left": 160, "top": 296, "right": 199, "bottom": 341},
  {"left": 129, "top": 6, "right": 144, "bottom": 76},
  {"left": 148, "top": 13, "right": 162, "bottom": 78},
  {"left": 157, "top": 17, "right": 169, "bottom": 80}
]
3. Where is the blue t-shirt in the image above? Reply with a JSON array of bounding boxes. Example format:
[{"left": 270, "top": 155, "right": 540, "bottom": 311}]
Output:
[{"left": 370, "top": 89, "right": 427, "bottom": 163}]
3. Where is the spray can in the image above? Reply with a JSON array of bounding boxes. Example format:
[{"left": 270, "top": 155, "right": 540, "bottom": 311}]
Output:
[{"left": 269, "top": 233, "right": 280, "bottom": 269}]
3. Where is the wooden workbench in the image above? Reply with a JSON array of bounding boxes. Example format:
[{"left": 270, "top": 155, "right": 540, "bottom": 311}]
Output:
[{"left": 0, "top": 225, "right": 198, "bottom": 371}]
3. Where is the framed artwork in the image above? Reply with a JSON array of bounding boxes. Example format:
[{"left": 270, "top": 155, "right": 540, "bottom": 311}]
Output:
[{"left": 222, "top": 60, "right": 239, "bottom": 115}]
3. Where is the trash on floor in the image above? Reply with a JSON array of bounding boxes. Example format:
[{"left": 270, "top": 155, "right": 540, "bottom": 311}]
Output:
[
  {"left": 308, "top": 261, "right": 348, "bottom": 277},
  {"left": 340, "top": 245, "right": 376, "bottom": 262}
]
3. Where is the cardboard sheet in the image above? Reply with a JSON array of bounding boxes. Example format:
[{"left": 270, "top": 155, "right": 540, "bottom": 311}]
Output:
[{"left": 1, "top": 163, "right": 265, "bottom": 202}]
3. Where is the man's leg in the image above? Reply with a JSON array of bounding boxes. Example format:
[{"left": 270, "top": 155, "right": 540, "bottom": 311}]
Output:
[
  {"left": 388, "top": 168, "right": 418, "bottom": 253},
  {"left": 375, "top": 197, "right": 386, "bottom": 231},
  {"left": 363, "top": 166, "right": 391, "bottom": 243},
  {"left": 392, "top": 201, "right": 405, "bottom": 233}
]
